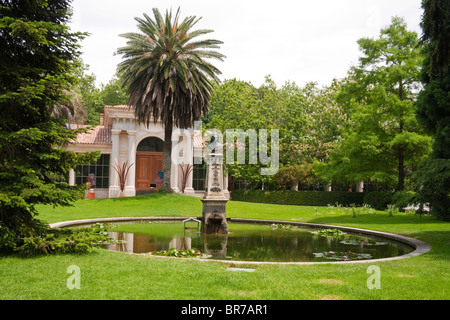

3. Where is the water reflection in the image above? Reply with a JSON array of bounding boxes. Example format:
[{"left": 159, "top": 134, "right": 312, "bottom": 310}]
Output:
[{"left": 106, "top": 224, "right": 413, "bottom": 262}]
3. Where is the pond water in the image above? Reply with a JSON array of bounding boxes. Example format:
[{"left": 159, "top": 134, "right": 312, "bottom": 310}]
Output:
[{"left": 105, "top": 222, "right": 414, "bottom": 262}]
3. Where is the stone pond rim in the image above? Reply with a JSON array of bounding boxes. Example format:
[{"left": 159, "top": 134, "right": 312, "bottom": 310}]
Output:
[{"left": 49, "top": 216, "right": 431, "bottom": 265}]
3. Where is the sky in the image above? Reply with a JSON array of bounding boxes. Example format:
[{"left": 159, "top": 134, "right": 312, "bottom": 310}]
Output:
[{"left": 69, "top": 0, "right": 424, "bottom": 89}]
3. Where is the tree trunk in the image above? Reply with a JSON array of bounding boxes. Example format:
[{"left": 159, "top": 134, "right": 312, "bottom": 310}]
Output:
[
  {"left": 162, "top": 120, "right": 173, "bottom": 192},
  {"left": 291, "top": 180, "right": 298, "bottom": 191}
]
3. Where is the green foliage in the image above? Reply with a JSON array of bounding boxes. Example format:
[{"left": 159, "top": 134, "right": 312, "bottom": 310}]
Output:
[
  {"left": 419, "top": 0, "right": 450, "bottom": 80},
  {"left": 0, "top": 0, "right": 99, "bottom": 249},
  {"left": 313, "top": 251, "right": 372, "bottom": 261},
  {"left": 231, "top": 190, "right": 365, "bottom": 207},
  {"left": 415, "top": 1, "right": 450, "bottom": 220},
  {"left": 311, "top": 228, "right": 344, "bottom": 238},
  {"left": 273, "top": 163, "right": 316, "bottom": 190},
  {"left": 316, "top": 17, "right": 431, "bottom": 190},
  {"left": 391, "top": 191, "right": 417, "bottom": 211},
  {"left": 150, "top": 248, "right": 207, "bottom": 258},
  {"left": 414, "top": 158, "right": 450, "bottom": 220},
  {"left": 416, "top": 71, "right": 450, "bottom": 158},
  {"left": 363, "top": 191, "right": 393, "bottom": 210},
  {"left": 269, "top": 223, "right": 293, "bottom": 231},
  {"left": 82, "top": 70, "right": 129, "bottom": 125},
  {"left": 72, "top": 63, "right": 130, "bottom": 125},
  {"left": 13, "top": 223, "right": 119, "bottom": 257},
  {"left": 363, "top": 190, "right": 418, "bottom": 211},
  {"left": 116, "top": 7, "right": 224, "bottom": 192},
  {"left": 207, "top": 77, "right": 348, "bottom": 187},
  {"left": 386, "top": 204, "right": 399, "bottom": 217}
]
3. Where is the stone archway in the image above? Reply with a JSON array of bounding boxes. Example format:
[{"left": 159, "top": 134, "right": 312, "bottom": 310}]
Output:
[{"left": 135, "top": 137, "right": 164, "bottom": 193}]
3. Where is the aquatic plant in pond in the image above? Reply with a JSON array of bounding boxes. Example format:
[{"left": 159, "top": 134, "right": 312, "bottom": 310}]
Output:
[
  {"left": 311, "top": 228, "right": 345, "bottom": 238},
  {"left": 313, "top": 251, "right": 373, "bottom": 261},
  {"left": 269, "top": 223, "right": 293, "bottom": 231},
  {"left": 150, "top": 248, "right": 210, "bottom": 258},
  {"left": 340, "top": 238, "right": 387, "bottom": 246},
  {"left": 106, "top": 222, "right": 413, "bottom": 262}
]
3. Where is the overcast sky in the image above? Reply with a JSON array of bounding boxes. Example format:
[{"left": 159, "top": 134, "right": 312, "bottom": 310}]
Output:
[{"left": 69, "top": 0, "right": 424, "bottom": 88}]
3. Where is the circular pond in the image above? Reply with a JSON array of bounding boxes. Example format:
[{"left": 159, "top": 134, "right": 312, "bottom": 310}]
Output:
[{"left": 104, "top": 220, "right": 416, "bottom": 263}]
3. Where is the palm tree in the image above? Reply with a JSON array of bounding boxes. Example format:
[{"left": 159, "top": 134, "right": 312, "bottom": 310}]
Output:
[{"left": 116, "top": 8, "right": 225, "bottom": 192}]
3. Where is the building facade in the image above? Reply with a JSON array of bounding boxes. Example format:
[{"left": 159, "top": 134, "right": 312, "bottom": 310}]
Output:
[{"left": 66, "top": 105, "right": 219, "bottom": 199}]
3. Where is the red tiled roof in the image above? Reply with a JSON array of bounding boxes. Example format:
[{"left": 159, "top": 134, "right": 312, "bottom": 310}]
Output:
[
  {"left": 193, "top": 134, "right": 204, "bottom": 148},
  {"left": 105, "top": 105, "right": 133, "bottom": 109},
  {"left": 74, "top": 126, "right": 112, "bottom": 145}
]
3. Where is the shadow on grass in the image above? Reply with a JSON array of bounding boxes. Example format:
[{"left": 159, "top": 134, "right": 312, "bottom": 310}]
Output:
[{"left": 308, "top": 213, "right": 442, "bottom": 226}]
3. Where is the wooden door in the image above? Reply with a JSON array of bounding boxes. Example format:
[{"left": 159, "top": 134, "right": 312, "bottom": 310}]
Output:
[{"left": 135, "top": 152, "right": 163, "bottom": 191}]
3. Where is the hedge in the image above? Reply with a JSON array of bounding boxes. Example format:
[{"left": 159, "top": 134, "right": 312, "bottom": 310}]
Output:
[
  {"left": 230, "top": 190, "right": 418, "bottom": 210},
  {"left": 230, "top": 190, "right": 365, "bottom": 207}
]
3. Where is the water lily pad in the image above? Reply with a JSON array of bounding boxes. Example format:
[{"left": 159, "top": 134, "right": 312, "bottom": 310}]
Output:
[{"left": 313, "top": 251, "right": 372, "bottom": 261}]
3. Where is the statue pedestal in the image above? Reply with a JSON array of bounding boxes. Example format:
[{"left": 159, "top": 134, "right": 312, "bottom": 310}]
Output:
[
  {"left": 202, "top": 153, "right": 228, "bottom": 234},
  {"left": 201, "top": 199, "right": 228, "bottom": 234}
]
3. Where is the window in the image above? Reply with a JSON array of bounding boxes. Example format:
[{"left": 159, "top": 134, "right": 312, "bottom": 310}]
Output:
[
  {"left": 192, "top": 157, "right": 206, "bottom": 191},
  {"left": 75, "top": 154, "right": 110, "bottom": 188},
  {"left": 137, "top": 137, "right": 164, "bottom": 152}
]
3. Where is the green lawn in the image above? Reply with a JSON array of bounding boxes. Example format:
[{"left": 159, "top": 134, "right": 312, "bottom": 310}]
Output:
[{"left": 1, "top": 192, "right": 449, "bottom": 300}]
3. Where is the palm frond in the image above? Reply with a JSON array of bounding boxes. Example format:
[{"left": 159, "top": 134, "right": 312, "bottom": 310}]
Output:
[{"left": 116, "top": 7, "right": 224, "bottom": 129}]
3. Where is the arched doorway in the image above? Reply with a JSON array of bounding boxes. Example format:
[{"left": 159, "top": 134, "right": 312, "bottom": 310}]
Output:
[{"left": 135, "top": 137, "right": 164, "bottom": 193}]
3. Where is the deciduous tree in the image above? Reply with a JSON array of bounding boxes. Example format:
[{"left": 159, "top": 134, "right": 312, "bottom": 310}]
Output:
[{"left": 315, "top": 17, "right": 431, "bottom": 191}]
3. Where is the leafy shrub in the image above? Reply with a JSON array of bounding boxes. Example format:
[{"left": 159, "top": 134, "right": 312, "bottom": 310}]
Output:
[
  {"left": 386, "top": 204, "right": 399, "bottom": 217},
  {"left": 363, "top": 191, "right": 418, "bottom": 211},
  {"left": 13, "top": 223, "right": 118, "bottom": 257},
  {"left": 392, "top": 191, "right": 417, "bottom": 211},
  {"left": 363, "top": 191, "right": 393, "bottom": 210},
  {"left": 150, "top": 248, "right": 208, "bottom": 258}
]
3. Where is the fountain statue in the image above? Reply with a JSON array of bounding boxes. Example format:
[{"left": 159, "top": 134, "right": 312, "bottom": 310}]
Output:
[{"left": 201, "top": 133, "right": 228, "bottom": 234}]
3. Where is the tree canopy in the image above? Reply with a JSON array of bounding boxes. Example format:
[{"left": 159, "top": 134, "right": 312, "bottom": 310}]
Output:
[
  {"left": 314, "top": 17, "right": 431, "bottom": 191},
  {"left": 415, "top": 0, "right": 450, "bottom": 220},
  {"left": 0, "top": 0, "right": 98, "bottom": 249}
]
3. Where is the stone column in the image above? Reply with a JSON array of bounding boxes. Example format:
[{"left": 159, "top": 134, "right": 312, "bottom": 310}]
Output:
[
  {"left": 69, "top": 169, "right": 75, "bottom": 186},
  {"left": 109, "top": 129, "right": 121, "bottom": 197},
  {"left": 356, "top": 181, "right": 364, "bottom": 192},
  {"left": 183, "top": 133, "right": 195, "bottom": 196},
  {"left": 201, "top": 153, "right": 228, "bottom": 234},
  {"left": 125, "top": 130, "right": 136, "bottom": 196},
  {"left": 171, "top": 135, "right": 180, "bottom": 193},
  {"left": 223, "top": 169, "right": 230, "bottom": 199}
]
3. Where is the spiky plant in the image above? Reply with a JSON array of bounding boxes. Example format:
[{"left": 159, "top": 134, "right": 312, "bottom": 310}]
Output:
[
  {"left": 179, "top": 163, "right": 194, "bottom": 193},
  {"left": 113, "top": 161, "right": 134, "bottom": 194},
  {"left": 116, "top": 7, "right": 225, "bottom": 192}
]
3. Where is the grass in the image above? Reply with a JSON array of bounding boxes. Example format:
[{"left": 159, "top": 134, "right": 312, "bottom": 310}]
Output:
[{"left": 1, "top": 192, "right": 449, "bottom": 300}]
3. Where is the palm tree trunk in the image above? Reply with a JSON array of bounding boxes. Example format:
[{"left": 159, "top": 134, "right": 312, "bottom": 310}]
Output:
[{"left": 162, "top": 119, "right": 173, "bottom": 192}]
